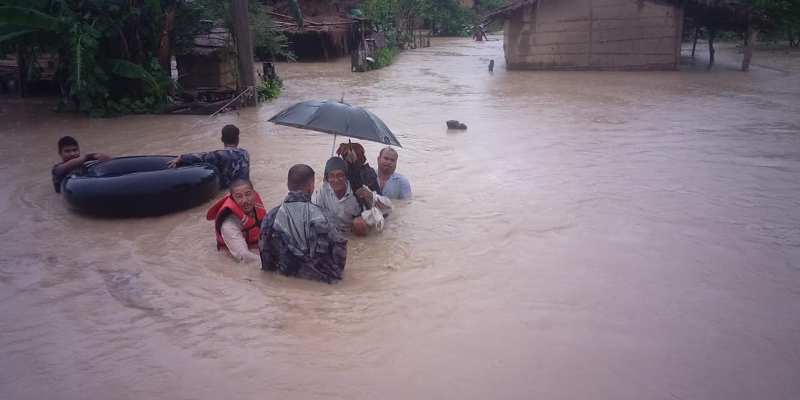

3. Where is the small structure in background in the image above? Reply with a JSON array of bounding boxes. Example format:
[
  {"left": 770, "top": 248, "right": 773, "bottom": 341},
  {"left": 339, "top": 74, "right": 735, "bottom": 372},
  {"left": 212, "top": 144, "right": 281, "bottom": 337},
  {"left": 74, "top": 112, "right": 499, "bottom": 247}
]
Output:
[
  {"left": 484, "top": 0, "right": 763, "bottom": 71},
  {"left": 270, "top": 0, "right": 360, "bottom": 60},
  {"left": 486, "top": 0, "right": 685, "bottom": 70},
  {"left": 0, "top": 53, "right": 58, "bottom": 97},
  {"left": 176, "top": 27, "right": 237, "bottom": 92},
  {"left": 267, "top": 0, "right": 431, "bottom": 72},
  {"left": 0, "top": 58, "right": 19, "bottom": 95},
  {"left": 168, "top": 27, "right": 242, "bottom": 114}
]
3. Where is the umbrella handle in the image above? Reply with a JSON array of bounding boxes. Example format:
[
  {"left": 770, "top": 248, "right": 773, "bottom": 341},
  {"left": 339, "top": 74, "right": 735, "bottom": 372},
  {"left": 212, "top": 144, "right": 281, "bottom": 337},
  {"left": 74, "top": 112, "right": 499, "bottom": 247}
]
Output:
[{"left": 331, "top": 134, "right": 337, "bottom": 157}]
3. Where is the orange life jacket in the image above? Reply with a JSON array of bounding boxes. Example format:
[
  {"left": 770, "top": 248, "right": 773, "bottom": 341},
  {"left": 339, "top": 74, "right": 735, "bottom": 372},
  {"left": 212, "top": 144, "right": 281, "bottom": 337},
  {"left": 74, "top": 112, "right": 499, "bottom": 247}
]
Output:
[{"left": 206, "top": 192, "right": 266, "bottom": 250}]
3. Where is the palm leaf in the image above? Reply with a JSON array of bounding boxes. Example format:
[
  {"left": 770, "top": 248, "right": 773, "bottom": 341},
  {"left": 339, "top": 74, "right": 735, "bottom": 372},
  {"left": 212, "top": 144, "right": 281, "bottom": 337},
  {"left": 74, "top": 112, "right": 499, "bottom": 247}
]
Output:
[{"left": 108, "top": 58, "right": 159, "bottom": 92}]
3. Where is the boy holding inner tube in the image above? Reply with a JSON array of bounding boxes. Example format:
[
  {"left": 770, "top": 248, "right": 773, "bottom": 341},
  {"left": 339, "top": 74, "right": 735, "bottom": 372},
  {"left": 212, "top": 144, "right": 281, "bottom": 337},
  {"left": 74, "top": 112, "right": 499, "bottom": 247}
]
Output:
[{"left": 52, "top": 136, "right": 111, "bottom": 193}]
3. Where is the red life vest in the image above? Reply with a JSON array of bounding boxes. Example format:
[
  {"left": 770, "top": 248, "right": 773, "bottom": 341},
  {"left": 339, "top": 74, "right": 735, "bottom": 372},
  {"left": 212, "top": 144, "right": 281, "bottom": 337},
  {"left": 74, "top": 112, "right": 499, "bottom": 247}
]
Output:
[{"left": 206, "top": 192, "right": 266, "bottom": 250}]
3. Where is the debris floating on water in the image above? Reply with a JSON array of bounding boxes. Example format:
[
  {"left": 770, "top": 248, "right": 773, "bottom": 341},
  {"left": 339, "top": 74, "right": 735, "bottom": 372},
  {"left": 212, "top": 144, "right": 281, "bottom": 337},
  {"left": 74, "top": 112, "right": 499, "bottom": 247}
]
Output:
[{"left": 447, "top": 120, "right": 468, "bottom": 130}]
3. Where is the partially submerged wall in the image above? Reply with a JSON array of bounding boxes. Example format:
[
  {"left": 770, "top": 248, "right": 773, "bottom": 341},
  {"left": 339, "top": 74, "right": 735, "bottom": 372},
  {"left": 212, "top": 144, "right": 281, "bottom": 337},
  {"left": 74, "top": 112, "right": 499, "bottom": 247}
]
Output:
[{"left": 504, "top": 0, "right": 683, "bottom": 70}]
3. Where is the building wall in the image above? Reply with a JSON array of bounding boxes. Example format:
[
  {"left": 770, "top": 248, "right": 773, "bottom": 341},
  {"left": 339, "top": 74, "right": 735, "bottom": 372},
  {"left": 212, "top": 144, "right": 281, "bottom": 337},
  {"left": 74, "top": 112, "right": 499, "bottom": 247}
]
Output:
[
  {"left": 176, "top": 53, "right": 237, "bottom": 90},
  {"left": 504, "top": 0, "right": 683, "bottom": 70}
]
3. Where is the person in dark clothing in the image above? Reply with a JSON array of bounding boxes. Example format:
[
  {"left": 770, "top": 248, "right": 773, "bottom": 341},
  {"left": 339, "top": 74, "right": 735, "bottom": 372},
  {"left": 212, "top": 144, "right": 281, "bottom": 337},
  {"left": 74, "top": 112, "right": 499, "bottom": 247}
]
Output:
[
  {"left": 168, "top": 124, "right": 250, "bottom": 189},
  {"left": 51, "top": 136, "right": 110, "bottom": 193},
  {"left": 336, "top": 142, "right": 381, "bottom": 202},
  {"left": 259, "top": 164, "right": 347, "bottom": 283}
]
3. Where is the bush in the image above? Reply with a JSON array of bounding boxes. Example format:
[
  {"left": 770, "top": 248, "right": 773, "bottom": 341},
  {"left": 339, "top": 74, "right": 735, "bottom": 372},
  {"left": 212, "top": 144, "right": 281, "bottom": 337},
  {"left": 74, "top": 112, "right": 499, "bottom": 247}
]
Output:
[
  {"left": 257, "top": 77, "right": 282, "bottom": 102},
  {"left": 369, "top": 47, "right": 398, "bottom": 70}
]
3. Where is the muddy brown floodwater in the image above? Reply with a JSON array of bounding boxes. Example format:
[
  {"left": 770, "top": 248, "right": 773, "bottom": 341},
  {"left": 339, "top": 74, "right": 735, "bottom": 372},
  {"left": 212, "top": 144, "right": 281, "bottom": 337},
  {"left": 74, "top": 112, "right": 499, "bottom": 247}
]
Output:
[{"left": 2, "top": 37, "right": 800, "bottom": 400}]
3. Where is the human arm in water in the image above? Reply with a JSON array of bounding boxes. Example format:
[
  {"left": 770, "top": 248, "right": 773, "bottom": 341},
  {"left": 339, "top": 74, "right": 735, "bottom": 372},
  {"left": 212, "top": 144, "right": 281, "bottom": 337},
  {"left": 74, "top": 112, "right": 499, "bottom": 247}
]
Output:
[
  {"left": 220, "top": 216, "right": 261, "bottom": 264},
  {"left": 53, "top": 152, "right": 111, "bottom": 176},
  {"left": 168, "top": 151, "right": 219, "bottom": 169}
]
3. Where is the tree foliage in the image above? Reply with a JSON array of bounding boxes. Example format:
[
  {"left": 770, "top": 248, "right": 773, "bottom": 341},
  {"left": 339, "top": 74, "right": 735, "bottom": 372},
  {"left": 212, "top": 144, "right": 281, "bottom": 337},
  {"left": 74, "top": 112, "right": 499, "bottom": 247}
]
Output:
[
  {"left": 0, "top": 0, "right": 174, "bottom": 115},
  {"left": 174, "top": 0, "right": 293, "bottom": 61},
  {"left": 751, "top": 0, "right": 800, "bottom": 46},
  {"left": 0, "top": 0, "right": 289, "bottom": 116},
  {"left": 362, "top": 0, "right": 480, "bottom": 47},
  {"left": 361, "top": 0, "right": 509, "bottom": 46}
]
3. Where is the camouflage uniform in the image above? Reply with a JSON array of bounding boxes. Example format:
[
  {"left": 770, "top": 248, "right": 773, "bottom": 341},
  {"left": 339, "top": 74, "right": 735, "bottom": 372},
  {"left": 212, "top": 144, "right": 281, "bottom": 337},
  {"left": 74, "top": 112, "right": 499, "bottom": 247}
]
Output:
[
  {"left": 259, "top": 191, "right": 347, "bottom": 284},
  {"left": 180, "top": 148, "right": 250, "bottom": 189}
]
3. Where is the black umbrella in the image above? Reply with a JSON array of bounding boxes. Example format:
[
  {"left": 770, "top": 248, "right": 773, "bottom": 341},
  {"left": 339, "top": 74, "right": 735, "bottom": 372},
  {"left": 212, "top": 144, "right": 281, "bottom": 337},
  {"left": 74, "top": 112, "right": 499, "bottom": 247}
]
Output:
[{"left": 268, "top": 100, "right": 402, "bottom": 153}]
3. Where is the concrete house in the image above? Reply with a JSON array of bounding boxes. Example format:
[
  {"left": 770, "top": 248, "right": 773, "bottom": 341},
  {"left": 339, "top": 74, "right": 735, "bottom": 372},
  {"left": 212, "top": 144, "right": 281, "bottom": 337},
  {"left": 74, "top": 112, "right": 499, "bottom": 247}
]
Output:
[{"left": 487, "top": 0, "right": 685, "bottom": 70}]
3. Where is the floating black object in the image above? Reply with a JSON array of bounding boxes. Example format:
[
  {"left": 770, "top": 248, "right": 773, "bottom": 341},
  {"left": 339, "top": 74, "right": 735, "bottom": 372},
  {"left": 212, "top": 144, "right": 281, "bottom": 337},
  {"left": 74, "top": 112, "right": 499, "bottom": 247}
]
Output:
[
  {"left": 446, "top": 120, "right": 467, "bottom": 130},
  {"left": 62, "top": 156, "right": 219, "bottom": 217}
]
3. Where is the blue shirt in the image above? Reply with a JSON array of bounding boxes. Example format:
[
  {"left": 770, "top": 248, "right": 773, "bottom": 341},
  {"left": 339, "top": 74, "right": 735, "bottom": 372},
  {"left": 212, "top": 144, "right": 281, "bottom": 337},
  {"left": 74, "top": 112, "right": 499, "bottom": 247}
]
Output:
[
  {"left": 380, "top": 173, "right": 412, "bottom": 200},
  {"left": 180, "top": 147, "right": 250, "bottom": 189}
]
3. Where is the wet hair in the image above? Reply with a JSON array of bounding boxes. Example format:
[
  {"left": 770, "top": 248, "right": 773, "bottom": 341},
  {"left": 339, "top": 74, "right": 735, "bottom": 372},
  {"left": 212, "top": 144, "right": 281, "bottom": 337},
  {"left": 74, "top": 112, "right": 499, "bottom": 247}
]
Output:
[
  {"left": 336, "top": 142, "right": 366, "bottom": 165},
  {"left": 228, "top": 178, "right": 253, "bottom": 193},
  {"left": 379, "top": 147, "right": 397, "bottom": 158},
  {"left": 57, "top": 136, "right": 79, "bottom": 152},
  {"left": 288, "top": 164, "right": 315, "bottom": 191},
  {"left": 221, "top": 124, "right": 240, "bottom": 146}
]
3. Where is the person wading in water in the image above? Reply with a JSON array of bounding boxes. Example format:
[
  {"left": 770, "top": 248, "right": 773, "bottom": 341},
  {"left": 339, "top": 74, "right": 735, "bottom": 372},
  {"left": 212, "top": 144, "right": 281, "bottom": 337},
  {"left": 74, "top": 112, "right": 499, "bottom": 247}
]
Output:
[{"left": 206, "top": 179, "right": 266, "bottom": 264}]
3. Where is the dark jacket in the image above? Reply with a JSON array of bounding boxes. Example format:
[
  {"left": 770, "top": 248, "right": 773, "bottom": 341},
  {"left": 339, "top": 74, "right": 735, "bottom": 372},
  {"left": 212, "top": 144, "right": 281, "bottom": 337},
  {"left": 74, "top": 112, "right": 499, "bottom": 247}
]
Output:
[
  {"left": 347, "top": 162, "right": 381, "bottom": 194},
  {"left": 259, "top": 191, "right": 347, "bottom": 283}
]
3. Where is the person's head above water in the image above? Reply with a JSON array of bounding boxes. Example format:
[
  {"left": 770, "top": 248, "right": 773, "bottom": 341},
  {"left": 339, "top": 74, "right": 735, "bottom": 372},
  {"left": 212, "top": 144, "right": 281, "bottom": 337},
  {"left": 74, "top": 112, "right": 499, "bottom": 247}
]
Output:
[
  {"left": 229, "top": 179, "right": 256, "bottom": 215},
  {"left": 287, "top": 164, "right": 315, "bottom": 194},
  {"left": 378, "top": 147, "right": 398, "bottom": 176},
  {"left": 57, "top": 136, "right": 80, "bottom": 162},
  {"left": 324, "top": 157, "right": 348, "bottom": 197},
  {"left": 221, "top": 124, "right": 240, "bottom": 147}
]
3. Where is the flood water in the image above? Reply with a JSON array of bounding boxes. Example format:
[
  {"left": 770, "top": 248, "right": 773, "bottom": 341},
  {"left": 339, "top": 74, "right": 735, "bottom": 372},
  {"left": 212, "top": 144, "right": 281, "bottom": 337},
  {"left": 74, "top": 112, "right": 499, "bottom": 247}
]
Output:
[{"left": 2, "top": 37, "right": 800, "bottom": 399}]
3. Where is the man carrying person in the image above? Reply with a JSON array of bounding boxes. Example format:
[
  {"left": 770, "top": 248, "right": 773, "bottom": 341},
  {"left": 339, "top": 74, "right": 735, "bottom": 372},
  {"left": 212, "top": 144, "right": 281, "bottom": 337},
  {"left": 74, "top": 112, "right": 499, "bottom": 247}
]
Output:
[
  {"left": 376, "top": 147, "right": 412, "bottom": 200},
  {"left": 206, "top": 179, "right": 265, "bottom": 264},
  {"left": 259, "top": 164, "right": 347, "bottom": 283},
  {"left": 312, "top": 156, "right": 393, "bottom": 236},
  {"left": 52, "top": 136, "right": 111, "bottom": 193},
  {"left": 169, "top": 124, "right": 249, "bottom": 189}
]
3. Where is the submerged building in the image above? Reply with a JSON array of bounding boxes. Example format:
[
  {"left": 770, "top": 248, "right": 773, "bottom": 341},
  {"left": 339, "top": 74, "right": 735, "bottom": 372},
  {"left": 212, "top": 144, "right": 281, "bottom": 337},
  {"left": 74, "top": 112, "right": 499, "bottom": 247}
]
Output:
[
  {"left": 486, "top": 0, "right": 760, "bottom": 71},
  {"left": 487, "top": 0, "right": 684, "bottom": 70}
]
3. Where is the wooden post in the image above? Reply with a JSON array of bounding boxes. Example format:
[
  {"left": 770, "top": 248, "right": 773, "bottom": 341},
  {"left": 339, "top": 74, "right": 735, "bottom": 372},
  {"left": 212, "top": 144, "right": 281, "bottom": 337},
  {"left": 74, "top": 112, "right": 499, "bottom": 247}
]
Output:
[
  {"left": 230, "top": 0, "right": 255, "bottom": 104},
  {"left": 262, "top": 62, "right": 277, "bottom": 82},
  {"left": 691, "top": 26, "right": 700, "bottom": 58},
  {"left": 707, "top": 29, "right": 716, "bottom": 70},
  {"left": 16, "top": 45, "right": 25, "bottom": 98},
  {"left": 742, "top": 20, "right": 757, "bottom": 71},
  {"left": 321, "top": 32, "right": 329, "bottom": 61}
]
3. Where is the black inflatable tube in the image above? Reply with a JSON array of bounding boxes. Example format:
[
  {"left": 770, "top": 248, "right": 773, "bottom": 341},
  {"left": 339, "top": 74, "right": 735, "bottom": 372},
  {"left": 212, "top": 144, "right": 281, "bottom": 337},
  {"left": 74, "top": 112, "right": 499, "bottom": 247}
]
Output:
[{"left": 62, "top": 155, "right": 220, "bottom": 217}]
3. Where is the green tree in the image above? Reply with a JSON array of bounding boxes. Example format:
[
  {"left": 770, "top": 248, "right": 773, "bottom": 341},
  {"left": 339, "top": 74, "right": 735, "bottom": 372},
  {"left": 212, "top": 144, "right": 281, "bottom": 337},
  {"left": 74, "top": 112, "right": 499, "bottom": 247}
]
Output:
[{"left": 0, "top": 0, "right": 171, "bottom": 115}]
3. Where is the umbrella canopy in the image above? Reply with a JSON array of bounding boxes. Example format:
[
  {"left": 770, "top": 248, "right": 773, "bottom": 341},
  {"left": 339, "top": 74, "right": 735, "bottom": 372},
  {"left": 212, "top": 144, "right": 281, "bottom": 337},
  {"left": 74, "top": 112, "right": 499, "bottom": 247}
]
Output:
[{"left": 268, "top": 100, "right": 402, "bottom": 147}]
